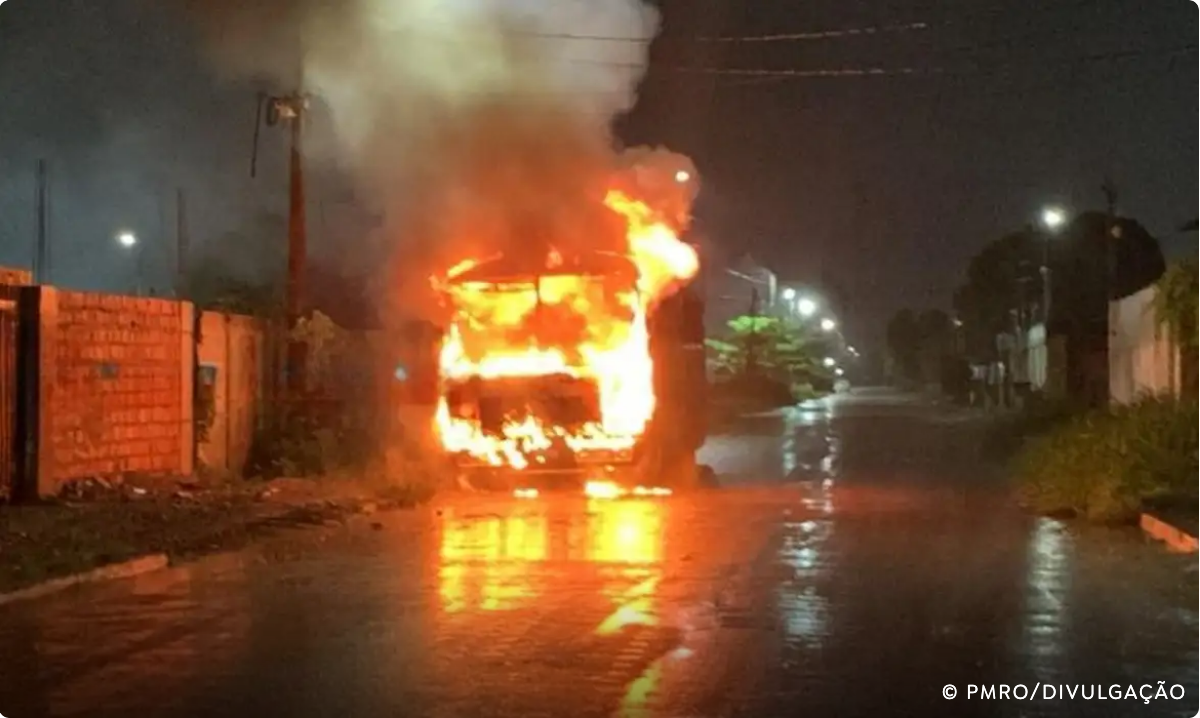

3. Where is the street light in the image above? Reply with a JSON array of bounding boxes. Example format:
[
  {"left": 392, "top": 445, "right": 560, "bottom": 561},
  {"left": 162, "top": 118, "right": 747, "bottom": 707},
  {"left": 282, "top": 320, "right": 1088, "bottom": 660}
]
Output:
[
  {"left": 797, "top": 297, "right": 817, "bottom": 318},
  {"left": 674, "top": 169, "right": 690, "bottom": 183},
  {"left": 820, "top": 318, "right": 837, "bottom": 332},
  {"left": 1038, "top": 206, "right": 1067, "bottom": 327},
  {"left": 782, "top": 287, "right": 796, "bottom": 302},
  {"left": 823, "top": 357, "right": 836, "bottom": 368},
  {"left": 1041, "top": 207, "right": 1066, "bottom": 231},
  {"left": 115, "top": 230, "right": 144, "bottom": 294},
  {"left": 835, "top": 367, "right": 845, "bottom": 377}
]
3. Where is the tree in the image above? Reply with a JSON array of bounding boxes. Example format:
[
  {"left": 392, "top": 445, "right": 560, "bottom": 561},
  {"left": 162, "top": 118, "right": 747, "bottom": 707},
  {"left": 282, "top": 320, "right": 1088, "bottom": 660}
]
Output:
[
  {"left": 952, "top": 212, "right": 1166, "bottom": 359},
  {"left": 706, "top": 314, "right": 825, "bottom": 384},
  {"left": 1052, "top": 212, "right": 1165, "bottom": 318},
  {"left": 1153, "top": 260, "right": 1199, "bottom": 350},
  {"left": 885, "top": 308, "right": 921, "bottom": 383},
  {"left": 952, "top": 229, "right": 1037, "bottom": 361},
  {"left": 916, "top": 308, "right": 953, "bottom": 382},
  {"left": 1152, "top": 260, "right": 1199, "bottom": 395}
]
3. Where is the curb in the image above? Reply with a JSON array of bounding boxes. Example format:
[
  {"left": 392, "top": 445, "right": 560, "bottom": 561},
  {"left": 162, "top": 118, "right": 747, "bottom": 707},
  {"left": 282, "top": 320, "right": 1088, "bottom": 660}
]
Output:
[
  {"left": 0, "top": 491, "right": 425, "bottom": 608},
  {"left": 0, "top": 553, "right": 169, "bottom": 608},
  {"left": 1139, "top": 513, "right": 1199, "bottom": 553}
]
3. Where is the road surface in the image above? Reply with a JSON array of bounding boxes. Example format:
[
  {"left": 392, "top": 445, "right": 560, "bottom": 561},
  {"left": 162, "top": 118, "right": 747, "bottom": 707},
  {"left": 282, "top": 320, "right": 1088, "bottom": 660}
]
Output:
[{"left": 0, "top": 389, "right": 1195, "bottom": 717}]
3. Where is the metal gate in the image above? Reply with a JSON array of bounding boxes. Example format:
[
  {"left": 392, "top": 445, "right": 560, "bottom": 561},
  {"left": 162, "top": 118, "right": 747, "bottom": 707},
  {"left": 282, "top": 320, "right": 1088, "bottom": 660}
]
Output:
[{"left": 0, "top": 268, "right": 31, "bottom": 500}]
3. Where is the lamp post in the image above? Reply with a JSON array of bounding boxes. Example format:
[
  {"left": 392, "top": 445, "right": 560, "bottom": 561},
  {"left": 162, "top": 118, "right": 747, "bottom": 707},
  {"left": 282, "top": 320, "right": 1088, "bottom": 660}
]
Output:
[
  {"left": 1040, "top": 206, "right": 1066, "bottom": 326},
  {"left": 115, "top": 230, "right": 143, "bottom": 295}
]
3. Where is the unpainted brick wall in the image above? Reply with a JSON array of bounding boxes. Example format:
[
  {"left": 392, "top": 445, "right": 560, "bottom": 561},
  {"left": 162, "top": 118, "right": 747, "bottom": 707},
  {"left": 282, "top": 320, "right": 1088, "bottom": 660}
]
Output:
[{"left": 40, "top": 288, "right": 193, "bottom": 493}]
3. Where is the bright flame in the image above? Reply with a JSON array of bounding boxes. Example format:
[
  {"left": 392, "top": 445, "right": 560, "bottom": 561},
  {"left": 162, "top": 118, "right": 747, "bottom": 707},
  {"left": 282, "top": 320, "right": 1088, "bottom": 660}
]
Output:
[
  {"left": 585, "top": 480, "right": 626, "bottom": 499},
  {"left": 433, "top": 189, "right": 699, "bottom": 470}
]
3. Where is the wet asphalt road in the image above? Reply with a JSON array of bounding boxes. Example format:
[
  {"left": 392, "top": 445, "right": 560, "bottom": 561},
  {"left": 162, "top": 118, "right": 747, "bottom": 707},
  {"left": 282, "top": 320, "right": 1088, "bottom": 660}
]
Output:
[{"left": 0, "top": 389, "right": 1196, "bottom": 718}]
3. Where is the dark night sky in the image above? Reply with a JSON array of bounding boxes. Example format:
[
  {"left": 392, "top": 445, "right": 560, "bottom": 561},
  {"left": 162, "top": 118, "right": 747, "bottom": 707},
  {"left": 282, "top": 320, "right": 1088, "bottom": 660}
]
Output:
[{"left": 1, "top": 0, "right": 1196, "bottom": 350}]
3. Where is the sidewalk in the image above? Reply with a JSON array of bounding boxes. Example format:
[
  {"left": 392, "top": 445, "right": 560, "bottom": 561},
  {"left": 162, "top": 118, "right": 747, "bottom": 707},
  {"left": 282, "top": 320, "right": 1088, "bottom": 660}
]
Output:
[{"left": 0, "top": 476, "right": 429, "bottom": 596}]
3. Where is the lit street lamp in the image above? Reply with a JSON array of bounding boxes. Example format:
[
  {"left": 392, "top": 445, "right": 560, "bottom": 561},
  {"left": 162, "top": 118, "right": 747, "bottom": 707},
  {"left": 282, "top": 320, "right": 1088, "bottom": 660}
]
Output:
[
  {"left": 115, "top": 229, "right": 144, "bottom": 295},
  {"left": 782, "top": 287, "right": 796, "bottom": 302},
  {"left": 797, "top": 297, "right": 817, "bottom": 318},
  {"left": 674, "top": 169, "right": 690, "bottom": 183},
  {"left": 1039, "top": 206, "right": 1067, "bottom": 326},
  {"left": 823, "top": 356, "right": 836, "bottom": 368},
  {"left": 820, "top": 317, "right": 837, "bottom": 332},
  {"left": 1041, "top": 207, "right": 1066, "bottom": 231}
]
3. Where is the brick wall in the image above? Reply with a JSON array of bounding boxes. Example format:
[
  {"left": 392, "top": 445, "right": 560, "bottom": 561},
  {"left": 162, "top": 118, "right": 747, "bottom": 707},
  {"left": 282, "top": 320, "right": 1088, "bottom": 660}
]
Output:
[{"left": 30, "top": 288, "right": 194, "bottom": 495}]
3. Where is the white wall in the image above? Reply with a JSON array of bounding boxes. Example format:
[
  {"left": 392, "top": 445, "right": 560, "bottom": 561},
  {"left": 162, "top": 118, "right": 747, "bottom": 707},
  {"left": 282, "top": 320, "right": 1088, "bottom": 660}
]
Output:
[
  {"left": 196, "top": 311, "right": 265, "bottom": 478},
  {"left": 1109, "top": 285, "right": 1180, "bottom": 403}
]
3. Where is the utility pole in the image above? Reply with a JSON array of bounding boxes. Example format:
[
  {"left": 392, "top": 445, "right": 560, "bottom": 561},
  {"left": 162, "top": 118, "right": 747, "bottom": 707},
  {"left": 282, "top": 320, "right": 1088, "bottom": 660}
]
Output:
[
  {"left": 746, "top": 286, "right": 761, "bottom": 375},
  {"left": 34, "top": 160, "right": 48, "bottom": 284},
  {"left": 285, "top": 94, "right": 308, "bottom": 397},
  {"left": 175, "top": 187, "right": 188, "bottom": 299},
  {"left": 1101, "top": 178, "right": 1119, "bottom": 407},
  {"left": 251, "top": 90, "right": 310, "bottom": 399},
  {"left": 1101, "top": 178, "right": 1118, "bottom": 291}
]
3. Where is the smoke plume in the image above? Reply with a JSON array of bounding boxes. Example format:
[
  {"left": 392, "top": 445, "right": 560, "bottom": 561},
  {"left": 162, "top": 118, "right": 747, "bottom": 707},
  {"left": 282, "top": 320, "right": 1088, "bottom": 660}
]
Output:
[{"left": 175, "top": 0, "right": 697, "bottom": 320}]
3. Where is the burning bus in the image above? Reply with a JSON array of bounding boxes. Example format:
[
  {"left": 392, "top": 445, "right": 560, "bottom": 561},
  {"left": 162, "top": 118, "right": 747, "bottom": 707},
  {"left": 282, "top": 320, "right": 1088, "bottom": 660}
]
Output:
[{"left": 430, "top": 190, "right": 707, "bottom": 493}]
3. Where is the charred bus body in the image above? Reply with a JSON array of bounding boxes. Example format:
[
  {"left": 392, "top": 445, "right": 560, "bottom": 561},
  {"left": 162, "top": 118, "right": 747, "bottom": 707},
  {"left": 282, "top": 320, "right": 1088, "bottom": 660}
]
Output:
[{"left": 434, "top": 250, "right": 706, "bottom": 491}]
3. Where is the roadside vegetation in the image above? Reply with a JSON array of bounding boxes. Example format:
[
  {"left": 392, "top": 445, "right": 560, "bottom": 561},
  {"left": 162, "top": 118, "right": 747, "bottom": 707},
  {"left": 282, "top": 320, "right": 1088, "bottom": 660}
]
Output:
[
  {"left": 706, "top": 314, "right": 835, "bottom": 415},
  {"left": 1013, "top": 394, "right": 1198, "bottom": 523}
]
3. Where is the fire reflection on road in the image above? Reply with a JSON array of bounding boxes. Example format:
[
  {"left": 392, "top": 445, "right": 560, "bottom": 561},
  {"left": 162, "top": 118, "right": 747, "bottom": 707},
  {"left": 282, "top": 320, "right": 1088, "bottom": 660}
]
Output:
[
  {"left": 436, "top": 498, "right": 667, "bottom": 620},
  {"left": 438, "top": 511, "right": 550, "bottom": 613},
  {"left": 589, "top": 499, "right": 664, "bottom": 636}
]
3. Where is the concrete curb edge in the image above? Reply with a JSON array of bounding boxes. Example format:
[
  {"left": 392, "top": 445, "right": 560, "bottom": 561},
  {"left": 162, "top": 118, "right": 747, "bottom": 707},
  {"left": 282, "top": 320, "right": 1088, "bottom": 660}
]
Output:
[
  {"left": 1139, "top": 513, "right": 1199, "bottom": 553},
  {"left": 0, "top": 491, "right": 425, "bottom": 608},
  {"left": 0, "top": 553, "right": 169, "bottom": 607}
]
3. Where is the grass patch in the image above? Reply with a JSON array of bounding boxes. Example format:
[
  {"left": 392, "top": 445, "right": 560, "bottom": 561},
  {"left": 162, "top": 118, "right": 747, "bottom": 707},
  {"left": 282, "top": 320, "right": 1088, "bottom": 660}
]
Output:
[{"left": 1014, "top": 395, "right": 1198, "bottom": 523}]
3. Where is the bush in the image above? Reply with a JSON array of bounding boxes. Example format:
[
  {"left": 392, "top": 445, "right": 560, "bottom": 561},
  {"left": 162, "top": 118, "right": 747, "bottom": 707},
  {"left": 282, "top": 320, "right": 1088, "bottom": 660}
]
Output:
[
  {"left": 791, "top": 382, "right": 820, "bottom": 402},
  {"left": 245, "top": 396, "right": 382, "bottom": 480},
  {"left": 711, "top": 373, "right": 802, "bottom": 409},
  {"left": 982, "top": 395, "right": 1085, "bottom": 460},
  {"left": 1015, "top": 394, "right": 1198, "bottom": 523}
]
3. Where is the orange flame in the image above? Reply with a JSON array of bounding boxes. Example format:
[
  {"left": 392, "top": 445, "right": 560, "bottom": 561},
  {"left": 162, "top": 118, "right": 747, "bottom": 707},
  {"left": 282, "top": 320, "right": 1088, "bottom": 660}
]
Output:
[{"left": 433, "top": 190, "right": 699, "bottom": 470}]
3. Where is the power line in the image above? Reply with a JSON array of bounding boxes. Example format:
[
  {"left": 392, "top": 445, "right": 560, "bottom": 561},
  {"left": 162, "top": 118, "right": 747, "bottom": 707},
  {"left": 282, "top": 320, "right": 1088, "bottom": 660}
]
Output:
[
  {"left": 497, "top": 0, "right": 1106, "bottom": 45},
  {"left": 510, "top": 20, "right": 930, "bottom": 44},
  {"left": 563, "top": 43, "right": 1196, "bottom": 82},
  {"left": 703, "top": 22, "right": 930, "bottom": 43}
]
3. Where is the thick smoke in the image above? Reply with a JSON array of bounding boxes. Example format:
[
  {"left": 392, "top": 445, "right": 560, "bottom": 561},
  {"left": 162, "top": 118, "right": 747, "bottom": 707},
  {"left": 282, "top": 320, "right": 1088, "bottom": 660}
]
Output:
[{"left": 176, "top": 0, "right": 696, "bottom": 321}]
